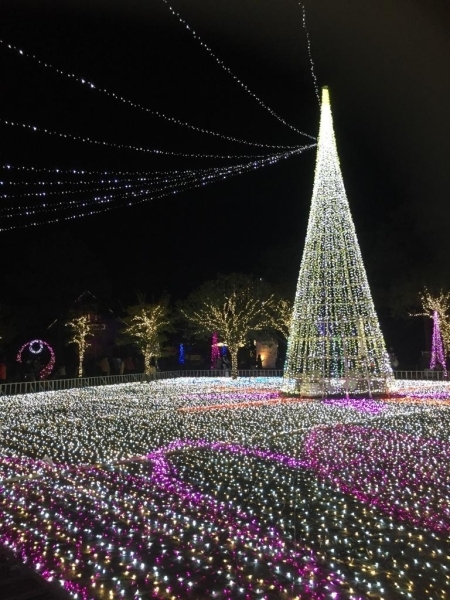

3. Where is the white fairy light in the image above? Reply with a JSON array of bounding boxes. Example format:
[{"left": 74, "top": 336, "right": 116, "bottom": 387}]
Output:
[
  {"left": 0, "top": 147, "right": 313, "bottom": 230},
  {"left": 1, "top": 164, "right": 218, "bottom": 176},
  {"left": 0, "top": 38, "right": 303, "bottom": 150},
  {"left": 1, "top": 118, "right": 290, "bottom": 160},
  {"left": 0, "top": 377, "right": 449, "bottom": 598},
  {"left": 159, "top": 0, "right": 316, "bottom": 140},
  {"left": 284, "top": 87, "right": 393, "bottom": 396},
  {"left": 299, "top": 3, "right": 320, "bottom": 104}
]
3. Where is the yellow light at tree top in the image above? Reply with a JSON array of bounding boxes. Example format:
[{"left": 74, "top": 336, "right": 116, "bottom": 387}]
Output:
[{"left": 284, "top": 86, "right": 393, "bottom": 396}]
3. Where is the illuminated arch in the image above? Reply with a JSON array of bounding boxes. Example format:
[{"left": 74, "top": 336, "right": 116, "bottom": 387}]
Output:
[{"left": 16, "top": 339, "right": 56, "bottom": 379}]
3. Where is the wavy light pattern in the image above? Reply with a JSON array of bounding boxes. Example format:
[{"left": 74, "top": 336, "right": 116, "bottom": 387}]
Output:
[{"left": 0, "top": 377, "right": 449, "bottom": 598}]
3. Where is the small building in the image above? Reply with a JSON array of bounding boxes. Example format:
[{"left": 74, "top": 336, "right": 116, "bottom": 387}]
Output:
[{"left": 255, "top": 340, "right": 278, "bottom": 369}]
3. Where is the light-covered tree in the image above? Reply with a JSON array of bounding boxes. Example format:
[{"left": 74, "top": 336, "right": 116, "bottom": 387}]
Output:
[
  {"left": 180, "top": 274, "right": 283, "bottom": 378},
  {"left": 272, "top": 298, "right": 293, "bottom": 340},
  {"left": 66, "top": 314, "right": 101, "bottom": 377},
  {"left": 418, "top": 288, "right": 450, "bottom": 355},
  {"left": 122, "top": 297, "right": 171, "bottom": 375}
]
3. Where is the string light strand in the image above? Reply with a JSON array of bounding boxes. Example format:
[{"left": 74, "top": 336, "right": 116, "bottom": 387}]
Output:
[
  {"left": 299, "top": 3, "right": 320, "bottom": 104},
  {"left": 1, "top": 118, "right": 282, "bottom": 160},
  {"left": 0, "top": 39, "right": 303, "bottom": 150},
  {"left": 1, "top": 163, "right": 221, "bottom": 176},
  {"left": 0, "top": 146, "right": 312, "bottom": 231},
  {"left": 159, "top": 0, "right": 316, "bottom": 140}
]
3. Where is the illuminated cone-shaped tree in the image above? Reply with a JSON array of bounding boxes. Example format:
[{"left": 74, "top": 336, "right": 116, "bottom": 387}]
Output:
[{"left": 284, "top": 87, "right": 393, "bottom": 396}]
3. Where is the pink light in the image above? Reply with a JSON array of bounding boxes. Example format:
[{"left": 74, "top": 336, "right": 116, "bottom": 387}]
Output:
[
  {"left": 178, "top": 394, "right": 308, "bottom": 412},
  {"left": 430, "top": 310, "right": 447, "bottom": 376},
  {"left": 16, "top": 339, "right": 56, "bottom": 379},
  {"left": 210, "top": 331, "right": 220, "bottom": 369}
]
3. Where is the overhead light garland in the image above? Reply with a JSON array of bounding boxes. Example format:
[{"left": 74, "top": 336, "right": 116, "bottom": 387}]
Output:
[
  {"left": 159, "top": 1, "right": 316, "bottom": 141},
  {"left": 1, "top": 173, "right": 205, "bottom": 189},
  {"left": 1, "top": 164, "right": 223, "bottom": 176},
  {"left": 1, "top": 118, "right": 293, "bottom": 160},
  {"left": 299, "top": 3, "right": 320, "bottom": 104},
  {"left": 0, "top": 39, "right": 303, "bottom": 150},
  {"left": 0, "top": 151, "right": 304, "bottom": 197},
  {"left": 284, "top": 87, "right": 393, "bottom": 396},
  {"left": 0, "top": 172, "right": 211, "bottom": 208},
  {"left": 0, "top": 147, "right": 313, "bottom": 231}
]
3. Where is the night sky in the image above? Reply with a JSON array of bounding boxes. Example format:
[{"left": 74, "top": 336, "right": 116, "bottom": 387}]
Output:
[{"left": 0, "top": 0, "right": 449, "bottom": 363}]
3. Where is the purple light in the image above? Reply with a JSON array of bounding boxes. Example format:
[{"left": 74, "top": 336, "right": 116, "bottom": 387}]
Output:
[
  {"left": 2, "top": 417, "right": 449, "bottom": 597},
  {"left": 210, "top": 331, "right": 220, "bottom": 369},
  {"left": 0, "top": 446, "right": 341, "bottom": 599},
  {"left": 16, "top": 339, "right": 56, "bottom": 379},
  {"left": 430, "top": 310, "right": 447, "bottom": 376},
  {"left": 304, "top": 424, "right": 450, "bottom": 533},
  {"left": 323, "top": 397, "right": 387, "bottom": 414}
]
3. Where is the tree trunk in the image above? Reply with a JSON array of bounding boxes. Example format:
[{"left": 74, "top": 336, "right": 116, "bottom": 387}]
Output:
[
  {"left": 77, "top": 344, "right": 85, "bottom": 378},
  {"left": 229, "top": 345, "right": 239, "bottom": 379},
  {"left": 144, "top": 345, "right": 151, "bottom": 375},
  {"left": 77, "top": 354, "right": 83, "bottom": 378}
]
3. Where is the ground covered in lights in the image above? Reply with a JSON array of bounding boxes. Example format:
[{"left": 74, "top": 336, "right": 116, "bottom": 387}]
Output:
[{"left": 0, "top": 377, "right": 449, "bottom": 600}]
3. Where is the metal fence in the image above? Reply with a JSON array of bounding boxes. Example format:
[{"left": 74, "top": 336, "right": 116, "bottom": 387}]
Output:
[
  {"left": 0, "top": 373, "right": 146, "bottom": 396},
  {"left": 0, "top": 369, "right": 446, "bottom": 396},
  {"left": 155, "top": 369, "right": 284, "bottom": 380},
  {"left": 0, "top": 370, "right": 283, "bottom": 396},
  {"left": 393, "top": 370, "right": 448, "bottom": 381}
]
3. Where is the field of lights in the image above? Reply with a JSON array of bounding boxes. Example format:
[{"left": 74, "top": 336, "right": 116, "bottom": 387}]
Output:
[{"left": 0, "top": 377, "right": 449, "bottom": 599}]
